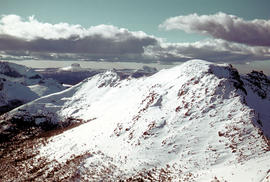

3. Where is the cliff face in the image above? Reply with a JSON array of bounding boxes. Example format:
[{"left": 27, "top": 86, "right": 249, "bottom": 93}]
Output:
[{"left": 0, "top": 60, "right": 270, "bottom": 181}]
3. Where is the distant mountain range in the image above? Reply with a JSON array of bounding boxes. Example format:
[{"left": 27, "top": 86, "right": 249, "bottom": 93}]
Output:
[
  {"left": 0, "top": 60, "right": 270, "bottom": 181},
  {"left": 36, "top": 64, "right": 158, "bottom": 85}
]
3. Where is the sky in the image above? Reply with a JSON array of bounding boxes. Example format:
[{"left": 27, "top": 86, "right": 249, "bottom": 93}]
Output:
[{"left": 0, "top": 0, "right": 270, "bottom": 73}]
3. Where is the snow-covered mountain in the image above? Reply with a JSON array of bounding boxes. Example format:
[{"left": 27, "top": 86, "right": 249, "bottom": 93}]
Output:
[
  {"left": 0, "top": 61, "right": 65, "bottom": 114},
  {"left": 1, "top": 60, "right": 270, "bottom": 181}
]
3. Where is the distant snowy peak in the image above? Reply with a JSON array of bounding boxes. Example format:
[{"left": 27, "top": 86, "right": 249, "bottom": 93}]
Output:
[
  {"left": 59, "top": 63, "right": 84, "bottom": 72},
  {"left": 0, "top": 61, "right": 65, "bottom": 114},
  {"left": 0, "top": 61, "right": 41, "bottom": 79}
]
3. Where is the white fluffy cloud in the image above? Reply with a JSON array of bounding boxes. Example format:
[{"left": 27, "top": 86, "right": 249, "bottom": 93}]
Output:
[
  {"left": 0, "top": 15, "right": 85, "bottom": 40},
  {"left": 160, "top": 12, "right": 270, "bottom": 47},
  {"left": 0, "top": 15, "right": 153, "bottom": 41}
]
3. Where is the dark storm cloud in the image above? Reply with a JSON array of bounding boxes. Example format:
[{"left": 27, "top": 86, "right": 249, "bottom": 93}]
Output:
[
  {"left": 143, "top": 39, "right": 270, "bottom": 64},
  {"left": 0, "top": 34, "right": 157, "bottom": 54},
  {"left": 160, "top": 12, "right": 270, "bottom": 47}
]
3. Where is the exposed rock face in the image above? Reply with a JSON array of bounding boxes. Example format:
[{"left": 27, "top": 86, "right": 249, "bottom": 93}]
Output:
[{"left": 243, "top": 70, "right": 270, "bottom": 99}]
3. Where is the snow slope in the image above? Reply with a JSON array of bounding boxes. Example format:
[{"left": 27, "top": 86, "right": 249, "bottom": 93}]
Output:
[
  {"left": 0, "top": 61, "right": 65, "bottom": 113},
  {"left": 2, "top": 60, "right": 270, "bottom": 181}
]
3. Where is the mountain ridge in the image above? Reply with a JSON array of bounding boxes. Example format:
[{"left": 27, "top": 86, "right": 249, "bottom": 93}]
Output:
[{"left": 1, "top": 59, "right": 270, "bottom": 181}]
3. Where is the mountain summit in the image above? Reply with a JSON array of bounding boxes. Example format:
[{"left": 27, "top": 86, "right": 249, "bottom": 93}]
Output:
[{"left": 1, "top": 60, "right": 270, "bottom": 181}]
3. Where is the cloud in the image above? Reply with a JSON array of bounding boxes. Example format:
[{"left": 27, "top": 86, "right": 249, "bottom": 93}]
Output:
[
  {"left": 0, "top": 14, "right": 270, "bottom": 64},
  {"left": 143, "top": 39, "right": 270, "bottom": 63},
  {"left": 0, "top": 15, "right": 158, "bottom": 61},
  {"left": 160, "top": 12, "right": 270, "bottom": 47}
]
